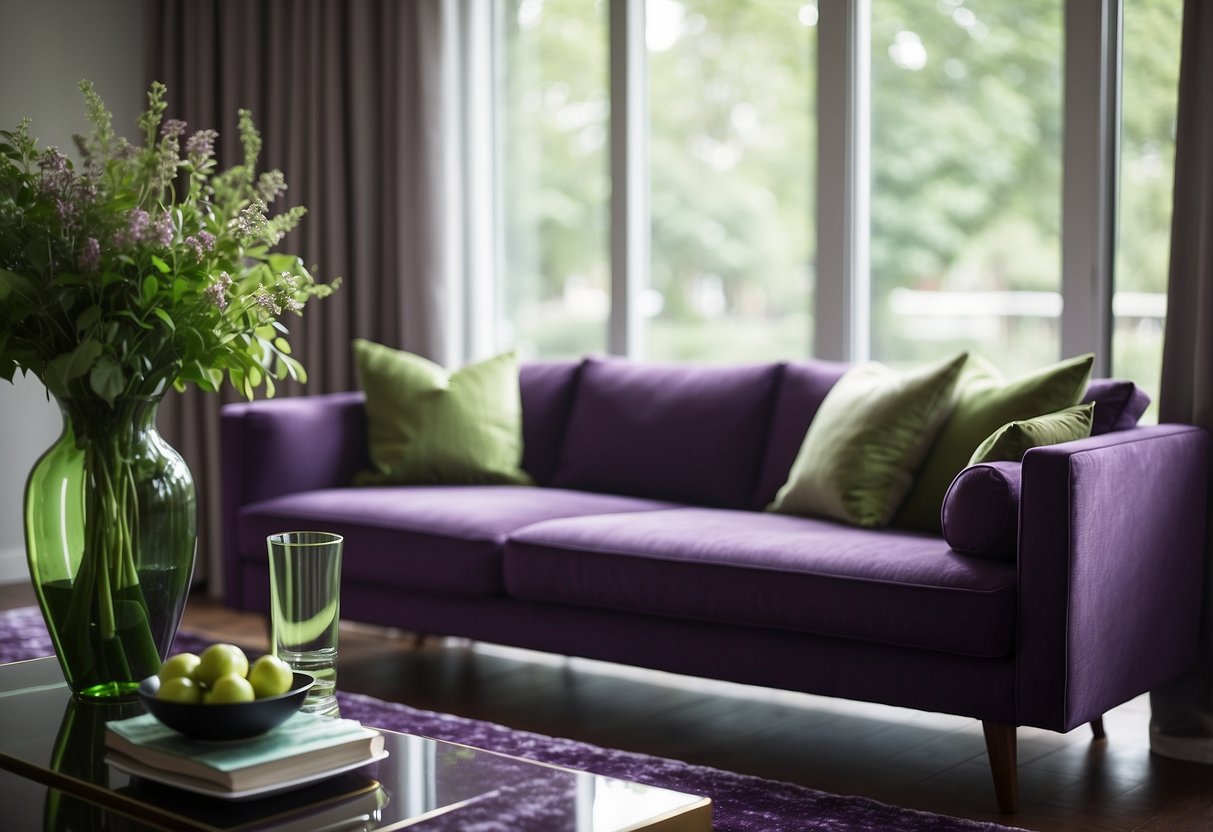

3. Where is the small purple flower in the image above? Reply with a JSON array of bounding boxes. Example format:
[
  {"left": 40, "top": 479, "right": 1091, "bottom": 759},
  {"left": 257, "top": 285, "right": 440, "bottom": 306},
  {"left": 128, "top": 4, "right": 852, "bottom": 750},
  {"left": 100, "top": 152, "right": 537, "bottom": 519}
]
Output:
[
  {"left": 205, "top": 271, "right": 232, "bottom": 310},
  {"left": 256, "top": 170, "right": 287, "bottom": 203},
  {"left": 80, "top": 237, "right": 100, "bottom": 272},
  {"left": 37, "top": 147, "right": 74, "bottom": 201},
  {"left": 185, "top": 129, "right": 217, "bottom": 162},
  {"left": 161, "top": 119, "right": 187, "bottom": 140},
  {"left": 126, "top": 209, "right": 150, "bottom": 243},
  {"left": 251, "top": 286, "right": 280, "bottom": 314},
  {"left": 233, "top": 200, "right": 268, "bottom": 241},
  {"left": 185, "top": 229, "right": 215, "bottom": 259},
  {"left": 153, "top": 210, "right": 174, "bottom": 247}
]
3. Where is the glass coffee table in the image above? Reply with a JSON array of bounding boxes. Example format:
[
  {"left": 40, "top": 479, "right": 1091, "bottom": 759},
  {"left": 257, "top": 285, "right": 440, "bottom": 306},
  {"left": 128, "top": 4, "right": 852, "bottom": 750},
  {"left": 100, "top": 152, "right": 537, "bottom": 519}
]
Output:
[{"left": 0, "top": 657, "right": 710, "bottom": 831}]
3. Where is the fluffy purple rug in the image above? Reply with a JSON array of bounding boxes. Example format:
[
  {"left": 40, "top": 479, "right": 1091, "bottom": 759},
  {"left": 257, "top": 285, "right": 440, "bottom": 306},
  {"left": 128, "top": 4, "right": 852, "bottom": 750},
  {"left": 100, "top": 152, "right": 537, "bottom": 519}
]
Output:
[{"left": 0, "top": 605, "right": 1024, "bottom": 832}]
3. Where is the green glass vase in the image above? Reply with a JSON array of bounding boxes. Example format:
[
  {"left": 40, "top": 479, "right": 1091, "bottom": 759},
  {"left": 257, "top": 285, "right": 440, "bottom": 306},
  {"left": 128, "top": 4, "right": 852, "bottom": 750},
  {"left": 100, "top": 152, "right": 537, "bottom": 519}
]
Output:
[{"left": 24, "top": 395, "right": 197, "bottom": 699}]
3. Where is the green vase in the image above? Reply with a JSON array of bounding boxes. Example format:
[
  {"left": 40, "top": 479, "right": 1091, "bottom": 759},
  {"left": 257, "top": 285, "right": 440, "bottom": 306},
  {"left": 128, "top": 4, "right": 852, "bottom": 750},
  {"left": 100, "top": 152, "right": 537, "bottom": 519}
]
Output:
[{"left": 24, "top": 394, "right": 197, "bottom": 699}]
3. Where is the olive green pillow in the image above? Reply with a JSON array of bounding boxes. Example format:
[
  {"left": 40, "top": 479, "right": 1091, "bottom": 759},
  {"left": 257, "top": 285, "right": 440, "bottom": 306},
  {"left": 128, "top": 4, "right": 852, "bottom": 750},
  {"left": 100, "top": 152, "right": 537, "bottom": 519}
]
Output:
[
  {"left": 893, "top": 352, "right": 1094, "bottom": 532},
  {"left": 767, "top": 352, "right": 968, "bottom": 528},
  {"left": 352, "top": 339, "right": 533, "bottom": 486},
  {"left": 969, "top": 402, "right": 1095, "bottom": 465}
]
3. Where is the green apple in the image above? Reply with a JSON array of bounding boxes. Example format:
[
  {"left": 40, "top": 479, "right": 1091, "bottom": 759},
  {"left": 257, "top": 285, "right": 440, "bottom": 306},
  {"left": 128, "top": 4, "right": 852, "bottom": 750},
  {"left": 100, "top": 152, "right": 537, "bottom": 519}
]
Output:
[
  {"left": 158, "top": 652, "right": 201, "bottom": 683},
  {"left": 194, "top": 643, "right": 250, "bottom": 687},
  {"left": 157, "top": 676, "right": 203, "bottom": 704},
  {"left": 248, "top": 655, "right": 294, "bottom": 698},
  {"left": 206, "top": 673, "right": 256, "bottom": 704}
]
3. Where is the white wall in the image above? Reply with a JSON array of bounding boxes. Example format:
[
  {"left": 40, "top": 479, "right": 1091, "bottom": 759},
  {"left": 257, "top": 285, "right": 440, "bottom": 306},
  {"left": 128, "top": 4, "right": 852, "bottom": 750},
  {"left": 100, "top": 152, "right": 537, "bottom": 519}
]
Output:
[{"left": 0, "top": 0, "right": 151, "bottom": 584}]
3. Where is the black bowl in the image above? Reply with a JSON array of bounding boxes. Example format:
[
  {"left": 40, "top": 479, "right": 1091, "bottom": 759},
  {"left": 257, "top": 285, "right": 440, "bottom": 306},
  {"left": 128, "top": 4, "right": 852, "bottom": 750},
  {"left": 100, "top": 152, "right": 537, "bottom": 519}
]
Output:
[{"left": 137, "top": 671, "right": 315, "bottom": 741}]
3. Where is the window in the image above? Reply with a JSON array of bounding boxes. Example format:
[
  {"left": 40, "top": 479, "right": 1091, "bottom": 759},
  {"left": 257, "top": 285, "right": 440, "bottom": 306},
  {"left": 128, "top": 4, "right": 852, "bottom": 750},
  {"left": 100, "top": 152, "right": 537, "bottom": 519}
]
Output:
[
  {"left": 869, "top": 0, "right": 1062, "bottom": 375},
  {"left": 499, "top": 0, "right": 1183, "bottom": 382},
  {"left": 645, "top": 0, "right": 815, "bottom": 361},
  {"left": 1114, "top": 0, "right": 1182, "bottom": 421},
  {"left": 501, "top": 0, "right": 611, "bottom": 360}
]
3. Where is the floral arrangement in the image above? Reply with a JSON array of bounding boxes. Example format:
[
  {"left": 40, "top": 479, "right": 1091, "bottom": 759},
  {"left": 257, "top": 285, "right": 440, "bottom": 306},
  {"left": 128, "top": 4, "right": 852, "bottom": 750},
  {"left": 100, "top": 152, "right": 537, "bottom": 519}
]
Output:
[
  {"left": 0, "top": 81, "right": 338, "bottom": 696},
  {"left": 0, "top": 80, "right": 337, "bottom": 402}
]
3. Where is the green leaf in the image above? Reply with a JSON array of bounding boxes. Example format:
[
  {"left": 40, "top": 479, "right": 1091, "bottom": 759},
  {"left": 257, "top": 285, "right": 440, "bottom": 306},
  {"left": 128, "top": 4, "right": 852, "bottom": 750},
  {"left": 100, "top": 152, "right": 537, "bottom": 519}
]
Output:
[
  {"left": 76, "top": 305, "right": 102, "bottom": 331},
  {"left": 150, "top": 254, "right": 171, "bottom": 274},
  {"left": 273, "top": 337, "right": 292, "bottom": 355},
  {"left": 172, "top": 277, "right": 188, "bottom": 302},
  {"left": 0, "top": 268, "right": 36, "bottom": 302},
  {"left": 89, "top": 357, "right": 125, "bottom": 405},
  {"left": 117, "top": 309, "right": 155, "bottom": 331},
  {"left": 141, "top": 274, "right": 158, "bottom": 305},
  {"left": 267, "top": 253, "right": 300, "bottom": 273},
  {"left": 152, "top": 308, "right": 175, "bottom": 331},
  {"left": 44, "top": 339, "right": 103, "bottom": 394}
]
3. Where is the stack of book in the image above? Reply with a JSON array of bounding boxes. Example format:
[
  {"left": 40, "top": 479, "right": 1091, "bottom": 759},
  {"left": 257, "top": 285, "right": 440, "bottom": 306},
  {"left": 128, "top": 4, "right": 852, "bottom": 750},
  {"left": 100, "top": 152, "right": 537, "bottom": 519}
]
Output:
[{"left": 104, "top": 711, "right": 387, "bottom": 800}]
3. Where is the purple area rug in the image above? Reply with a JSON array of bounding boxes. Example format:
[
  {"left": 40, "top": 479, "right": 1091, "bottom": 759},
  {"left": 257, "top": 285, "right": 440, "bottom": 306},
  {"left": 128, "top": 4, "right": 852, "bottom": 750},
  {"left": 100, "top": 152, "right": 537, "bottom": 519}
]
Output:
[{"left": 0, "top": 605, "right": 1025, "bottom": 832}]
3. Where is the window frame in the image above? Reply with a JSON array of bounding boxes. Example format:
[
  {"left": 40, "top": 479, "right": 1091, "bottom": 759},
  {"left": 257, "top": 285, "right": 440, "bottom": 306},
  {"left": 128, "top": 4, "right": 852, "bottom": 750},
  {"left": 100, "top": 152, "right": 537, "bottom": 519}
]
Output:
[{"left": 501, "top": 0, "right": 1132, "bottom": 371}]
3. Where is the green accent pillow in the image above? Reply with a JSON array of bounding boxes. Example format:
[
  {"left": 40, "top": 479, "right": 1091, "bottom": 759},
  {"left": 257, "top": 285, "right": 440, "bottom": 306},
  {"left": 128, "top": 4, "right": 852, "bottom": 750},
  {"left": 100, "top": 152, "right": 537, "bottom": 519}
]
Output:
[
  {"left": 893, "top": 352, "right": 1094, "bottom": 532},
  {"left": 352, "top": 339, "right": 533, "bottom": 486},
  {"left": 767, "top": 352, "right": 968, "bottom": 528},
  {"left": 969, "top": 402, "right": 1095, "bottom": 465}
]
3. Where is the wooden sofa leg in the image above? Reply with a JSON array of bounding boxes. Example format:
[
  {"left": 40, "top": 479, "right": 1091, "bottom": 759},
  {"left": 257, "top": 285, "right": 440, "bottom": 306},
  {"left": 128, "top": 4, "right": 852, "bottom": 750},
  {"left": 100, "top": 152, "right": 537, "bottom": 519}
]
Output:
[
  {"left": 1091, "top": 717, "right": 1107, "bottom": 741},
  {"left": 982, "top": 721, "right": 1018, "bottom": 813}
]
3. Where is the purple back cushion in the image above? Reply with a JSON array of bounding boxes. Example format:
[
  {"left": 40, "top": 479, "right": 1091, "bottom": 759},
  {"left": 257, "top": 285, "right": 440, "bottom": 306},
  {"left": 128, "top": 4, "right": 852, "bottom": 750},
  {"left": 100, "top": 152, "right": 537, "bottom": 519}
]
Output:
[
  {"left": 750, "top": 359, "right": 850, "bottom": 509},
  {"left": 941, "top": 461, "right": 1022, "bottom": 561},
  {"left": 551, "top": 357, "right": 782, "bottom": 508},
  {"left": 1082, "top": 379, "right": 1150, "bottom": 434},
  {"left": 519, "top": 361, "right": 582, "bottom": 486}
]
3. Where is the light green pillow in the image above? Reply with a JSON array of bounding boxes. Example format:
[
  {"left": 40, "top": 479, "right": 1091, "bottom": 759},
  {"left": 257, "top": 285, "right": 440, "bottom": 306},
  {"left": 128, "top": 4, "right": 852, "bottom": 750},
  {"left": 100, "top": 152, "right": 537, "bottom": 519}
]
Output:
[
  {"left": 767, "top": 352, "right": 968, "bottom": 528},
  {"left": 893, "top": 352, "right": 1094, "bottom": 532},
  {"left": 969, "top": 402, "right": 1095, "bottom": 465},
  {"left": 352, "top": 339, "right": 533, "bottom": 486}
]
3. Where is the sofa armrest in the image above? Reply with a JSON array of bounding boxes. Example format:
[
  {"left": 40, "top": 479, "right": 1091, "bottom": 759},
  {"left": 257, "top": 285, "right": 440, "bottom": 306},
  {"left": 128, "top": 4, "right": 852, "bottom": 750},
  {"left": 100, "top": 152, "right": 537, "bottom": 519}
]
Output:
[
  {"left": 1016, "top": 424, "right": 1208, "bottom": 731},
  {"left": 221, "top": 392, "right": 369, "bottom": 604}
]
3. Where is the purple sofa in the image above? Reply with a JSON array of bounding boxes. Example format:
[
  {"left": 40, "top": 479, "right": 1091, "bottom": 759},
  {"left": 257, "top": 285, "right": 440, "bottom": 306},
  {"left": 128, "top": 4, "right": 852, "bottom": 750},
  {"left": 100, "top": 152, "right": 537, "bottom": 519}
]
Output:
[{"left": 221, "top": 357, "right": 1208, "bottom": 813}]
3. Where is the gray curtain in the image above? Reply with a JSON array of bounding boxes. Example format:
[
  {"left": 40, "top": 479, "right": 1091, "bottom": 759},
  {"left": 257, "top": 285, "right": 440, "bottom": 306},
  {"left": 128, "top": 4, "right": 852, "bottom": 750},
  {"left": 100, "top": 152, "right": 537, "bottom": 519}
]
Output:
[
  {"left": 1149, "top": 0, "right": 1213, "bottom": 763},
  {"left": 153, "top": 0, "right": 464, "bottom": 592}
]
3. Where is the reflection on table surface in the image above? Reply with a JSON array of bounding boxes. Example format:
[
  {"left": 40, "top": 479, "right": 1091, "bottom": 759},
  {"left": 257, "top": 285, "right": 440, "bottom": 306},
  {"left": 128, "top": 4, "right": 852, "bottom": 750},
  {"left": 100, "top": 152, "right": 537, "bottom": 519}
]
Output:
[{"left": 0, "top": 657, "right": 709, "bottom": 831}]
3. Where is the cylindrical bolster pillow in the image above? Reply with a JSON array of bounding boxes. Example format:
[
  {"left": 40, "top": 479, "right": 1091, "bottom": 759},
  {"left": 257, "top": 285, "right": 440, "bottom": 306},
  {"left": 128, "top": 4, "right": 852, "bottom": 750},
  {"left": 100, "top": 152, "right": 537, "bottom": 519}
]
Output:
[{"left": 941, "top": 461, "right": 1022, "bottom": 560}]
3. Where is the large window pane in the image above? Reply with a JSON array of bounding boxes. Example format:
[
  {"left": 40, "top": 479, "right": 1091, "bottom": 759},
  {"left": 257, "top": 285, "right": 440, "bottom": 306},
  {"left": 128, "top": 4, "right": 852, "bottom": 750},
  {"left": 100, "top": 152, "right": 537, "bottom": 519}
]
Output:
[
  {"left": 1114, "top": 0, "right": 1182, "bottom": 423},
  {"left": 869, "top": 1, "right": 1063, "bottom": 374},
  {"left": 501, "top": 0, "right": 610, "bottom": 359},
  {"left": 645, "top": 0, "right": 815, "bottom": 362}
]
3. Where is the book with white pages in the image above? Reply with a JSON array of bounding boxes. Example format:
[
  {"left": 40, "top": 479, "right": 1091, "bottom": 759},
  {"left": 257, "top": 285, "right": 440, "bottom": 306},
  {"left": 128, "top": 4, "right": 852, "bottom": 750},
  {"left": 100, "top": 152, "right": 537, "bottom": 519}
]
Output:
[{"left": 105, "top": 710, "right": 386, "bottom": 794}]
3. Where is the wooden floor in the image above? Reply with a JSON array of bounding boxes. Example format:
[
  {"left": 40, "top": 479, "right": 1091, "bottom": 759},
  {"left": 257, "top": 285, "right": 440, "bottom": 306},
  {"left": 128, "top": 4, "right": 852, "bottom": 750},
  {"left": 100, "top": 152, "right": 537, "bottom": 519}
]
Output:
[{"left": 4, "top": 583, "right": 1213, "bottom": 831}]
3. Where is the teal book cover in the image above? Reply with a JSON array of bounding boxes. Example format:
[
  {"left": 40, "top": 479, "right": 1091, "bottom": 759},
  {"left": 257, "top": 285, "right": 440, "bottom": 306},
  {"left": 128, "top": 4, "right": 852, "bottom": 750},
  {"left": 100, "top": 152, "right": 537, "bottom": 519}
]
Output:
[{"left": 106, "top": 712, "right": 379, "bottom": 772}]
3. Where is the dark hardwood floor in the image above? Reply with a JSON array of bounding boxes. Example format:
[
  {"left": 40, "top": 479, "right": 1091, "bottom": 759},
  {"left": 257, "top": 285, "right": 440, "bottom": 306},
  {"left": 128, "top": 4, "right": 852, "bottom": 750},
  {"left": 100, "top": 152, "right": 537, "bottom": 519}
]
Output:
[{"left": 4, "top": 582, "right": 1212, "bottom": 831}]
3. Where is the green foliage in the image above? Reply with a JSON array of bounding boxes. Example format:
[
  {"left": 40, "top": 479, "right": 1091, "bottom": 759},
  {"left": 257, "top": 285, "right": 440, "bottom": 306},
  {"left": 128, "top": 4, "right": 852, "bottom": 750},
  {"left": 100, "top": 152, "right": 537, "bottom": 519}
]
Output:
[
  {"left": 0, "top": 81, "right": 338, "bottom": 405},
  {"left": 503, "top": 0, "right": 1180, "bottom": 377}
]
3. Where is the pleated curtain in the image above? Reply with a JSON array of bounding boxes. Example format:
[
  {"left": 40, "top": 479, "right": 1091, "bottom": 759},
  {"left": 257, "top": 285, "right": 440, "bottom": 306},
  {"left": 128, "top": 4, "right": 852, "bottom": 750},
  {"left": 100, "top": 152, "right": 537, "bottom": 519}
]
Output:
[
  {"left": 152, "top": 0, "right": 487, "bottom": 591},
  {"left": 1149, "top": 0, "right": 1213, "bottom": 762}
]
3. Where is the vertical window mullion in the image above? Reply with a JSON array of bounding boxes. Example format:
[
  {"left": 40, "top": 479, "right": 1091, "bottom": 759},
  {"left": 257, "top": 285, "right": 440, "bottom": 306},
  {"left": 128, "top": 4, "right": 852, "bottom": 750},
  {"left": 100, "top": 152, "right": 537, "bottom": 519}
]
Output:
[
  {"left": 609, "top": 0, "right": 648, "bottom": 358},
  {"left": 814, "top": 0, "right": 870, "bottom": 362},
  {"left": 1062, "top": 0, "right": 1120, "bottom": 374},
  {"left": 461, "top": 0, "right": 497, "bottom": 362}
]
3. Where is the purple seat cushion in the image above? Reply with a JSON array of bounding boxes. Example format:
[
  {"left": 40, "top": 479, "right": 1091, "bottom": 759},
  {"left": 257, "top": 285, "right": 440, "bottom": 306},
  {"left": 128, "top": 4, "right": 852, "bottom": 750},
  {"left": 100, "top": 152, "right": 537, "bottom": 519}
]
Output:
[
  {"left": 550, "top": 358, "right": 783, "bottom": 508},
  {"left": 751, "top": 359, "right": 850, "bottom": 509},
  {"left": 519, "top": 361, "right": 582, "bottom": 485},
  {"left": 1081, "top": 379, "right": 1151, "bottom": 434},
  {"left": 941, "top": 462, "right": 1021, "bottom": 561},
  {"left": 238, "top": 486, "right": 674, "bottom": 596},
  {"left": 505, "top": 507, "right": 1016, "bottom": 657}
]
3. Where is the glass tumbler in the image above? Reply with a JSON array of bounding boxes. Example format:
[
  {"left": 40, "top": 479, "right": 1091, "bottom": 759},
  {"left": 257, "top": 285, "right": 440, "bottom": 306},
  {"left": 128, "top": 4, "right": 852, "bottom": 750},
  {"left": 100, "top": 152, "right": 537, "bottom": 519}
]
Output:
[{"left": 267, "top": 531, "right": 343, "bottom": 715}]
